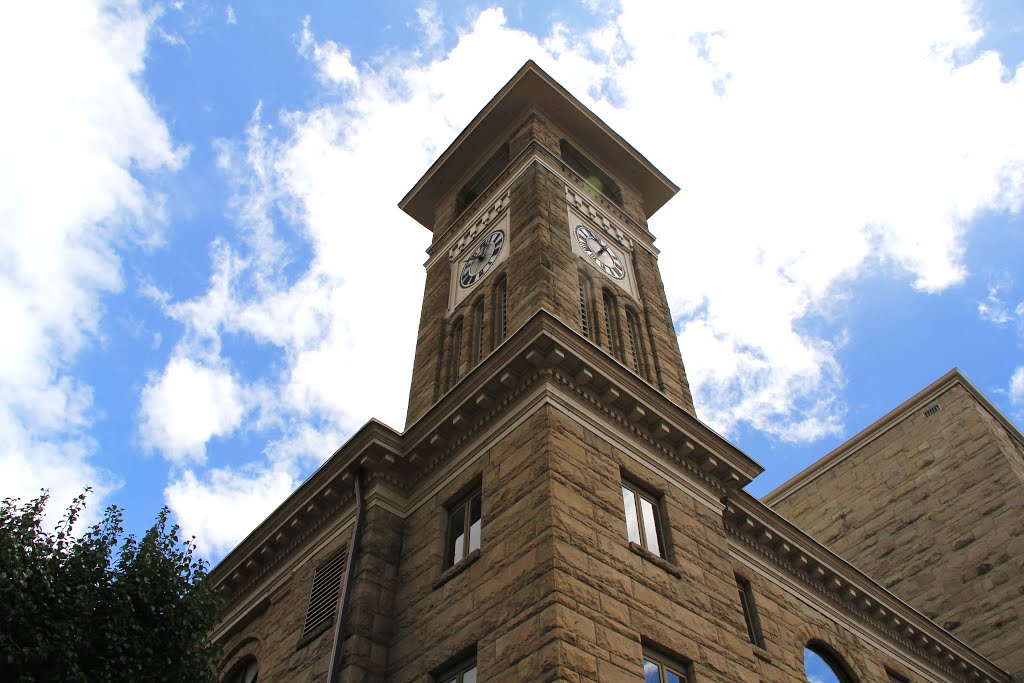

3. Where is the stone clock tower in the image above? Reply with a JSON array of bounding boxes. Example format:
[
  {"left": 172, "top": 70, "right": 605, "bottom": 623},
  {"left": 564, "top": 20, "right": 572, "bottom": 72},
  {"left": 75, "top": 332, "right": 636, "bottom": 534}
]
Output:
[
  {"left": 400, "top": 61, "right": 695, "bottom": 427},
  {"left": 208, "top": 62, "right": 1010, "bottom": 683}
]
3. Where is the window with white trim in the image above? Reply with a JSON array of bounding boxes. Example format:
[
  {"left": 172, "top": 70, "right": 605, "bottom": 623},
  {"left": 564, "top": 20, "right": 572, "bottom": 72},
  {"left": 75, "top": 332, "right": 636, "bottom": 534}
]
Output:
[
  {"left": 622, "top": 481, "right": 664, "bottom": 558},
  {"left": 642, "top": 647, "right": 690, "bottom": 683},
  {"left": 445, "top": 487, "right": 482, "bottom": 568}
]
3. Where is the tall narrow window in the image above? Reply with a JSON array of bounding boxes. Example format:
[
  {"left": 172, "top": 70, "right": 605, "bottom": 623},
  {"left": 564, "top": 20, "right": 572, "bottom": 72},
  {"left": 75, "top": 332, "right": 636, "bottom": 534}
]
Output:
[
  {"left": 448, "top": 317, "right": 463, "bottom": 388},
  {"left": 642, "top": 647, "right": 690, "bottom": 683},
  {"left": 625, "top": 310, "right": 641, "bottom": 372},
  {"left": 471, "top": 299, "right": 485, "bottom": 364},
  {"left": 602, "top": 290, "right": 618, "bottom": 358},
  {"left": 578, "top": 275, "right": 591, "bottom": 339},
  {"left": 445, "top": 488, "right": 482, "bottom": 568},
  {"left": 302, "top": 549, "right": 347, "bottom": 638},
  {"left": 622, "top": 481, "right": 664, "bottom": 558},
  {"left": 494, "top": 275, "right": 508, "bottom": 344},
  {"left": 736, "top": 575, "right": 765, "bottom": 648}
]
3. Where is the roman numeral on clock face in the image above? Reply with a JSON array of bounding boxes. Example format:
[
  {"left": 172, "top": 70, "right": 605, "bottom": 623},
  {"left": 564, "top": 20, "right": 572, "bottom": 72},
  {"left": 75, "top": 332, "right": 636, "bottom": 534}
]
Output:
[{"left": 457, "top": 229, "right": 505, "bottom": 289}]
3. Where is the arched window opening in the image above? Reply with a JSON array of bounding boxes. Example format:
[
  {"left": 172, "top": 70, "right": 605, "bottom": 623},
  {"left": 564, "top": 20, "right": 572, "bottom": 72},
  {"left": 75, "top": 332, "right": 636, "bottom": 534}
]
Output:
[
  {"left": 471, "top": 298, "right": 485, "bottom": 364},
  {"left": 456, "top": 142, "right": 510, "bottom": 216},
  {"left": 448, "top": 317, "right": 464, "bottom": 389},
  {"left": 560, "top": 139, "right": 624, "bottom": 207},
  {"left": 602, "top": 289, "right": 619, "bottom": 358},
  {"left": 803, "top": 642, "right": 856, "bottom": 683},
  {"left": 578, "top": 274, "right": 592, "bottom": 340},
  {"left": 225, "top": 657, "right": 258, "bottom": 683}
]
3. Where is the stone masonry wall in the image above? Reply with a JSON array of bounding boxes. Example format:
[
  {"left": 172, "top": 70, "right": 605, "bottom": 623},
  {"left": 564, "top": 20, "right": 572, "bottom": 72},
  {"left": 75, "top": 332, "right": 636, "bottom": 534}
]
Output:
[
  {"left": 216, "top": 530, "right": 352, "bottom": 681},
  {"left": 768, "top": 381, "right": 1024, "bottom": 679},
  {"left": 337, "top": 503, "right": 404, "bottom": 682},
  {"left": 386, "top": 407, "right": 561, "bottom": 682},
  {"left": 541, "top": 406, "right": 941, "bottom": 683}
]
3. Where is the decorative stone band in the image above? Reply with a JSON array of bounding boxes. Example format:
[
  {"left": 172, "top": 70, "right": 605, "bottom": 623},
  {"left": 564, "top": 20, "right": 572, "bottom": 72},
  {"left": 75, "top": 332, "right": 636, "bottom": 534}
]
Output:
[
  {"left": 724, "top": 494, "right": 1010, "bottom": 683},
  {"left": 428, "top": 139, "right": 655, "bottom": 269},
  {"left": 447, "top": 190, "right": 511, "bottom": 263},
  {"left": 397, "top": 309, "right": 760, "bottom": 493},
  {"left": 210, "top": 309, "right": 762, "bottom": 626},
  {"left": 565, "top": 185, "right": 633, "bottom": 251}
]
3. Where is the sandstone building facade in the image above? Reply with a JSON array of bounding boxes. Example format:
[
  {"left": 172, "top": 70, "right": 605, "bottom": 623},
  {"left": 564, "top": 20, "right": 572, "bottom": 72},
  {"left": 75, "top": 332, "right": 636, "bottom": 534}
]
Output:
[
  {"left": 208, "top": 62, "right": 1018, "bottom": 683},
  {"left": 764, "top": 370, "right": 1024, "bottom": 681}
]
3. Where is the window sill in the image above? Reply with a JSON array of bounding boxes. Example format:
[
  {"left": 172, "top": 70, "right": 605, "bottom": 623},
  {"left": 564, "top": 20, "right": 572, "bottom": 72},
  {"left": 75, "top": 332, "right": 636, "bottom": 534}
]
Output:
[
  {"left": 433, "top": 549, "right": 481, "bottom": 590},
  {"left": 752, "top": 646, "right": 772, "bottom": 663},
  {"left": 628, "top": 542, "right": 682, "bottom": 578},
  {"left": 295, "top": 619, "right": 331, "bottom": 651}
]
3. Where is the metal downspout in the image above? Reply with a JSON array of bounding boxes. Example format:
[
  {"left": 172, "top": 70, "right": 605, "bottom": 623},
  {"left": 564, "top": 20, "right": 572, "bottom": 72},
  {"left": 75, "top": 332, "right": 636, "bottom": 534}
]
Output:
[{"left": 327, "top": 468, "right": 363, "bottom": 683}]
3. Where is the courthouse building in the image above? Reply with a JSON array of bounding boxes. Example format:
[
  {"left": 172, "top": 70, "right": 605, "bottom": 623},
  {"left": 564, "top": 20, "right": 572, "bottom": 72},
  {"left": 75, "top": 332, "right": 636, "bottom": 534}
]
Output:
[{"left": 208, "top": 62, "right": 1022, "bottom": 683}]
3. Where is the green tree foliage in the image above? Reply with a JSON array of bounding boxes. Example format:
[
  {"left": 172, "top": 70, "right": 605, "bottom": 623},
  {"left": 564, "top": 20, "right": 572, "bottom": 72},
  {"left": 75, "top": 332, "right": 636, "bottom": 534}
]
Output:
[{"left": 0, "top": 490, "right": 221, "bottom": 682}]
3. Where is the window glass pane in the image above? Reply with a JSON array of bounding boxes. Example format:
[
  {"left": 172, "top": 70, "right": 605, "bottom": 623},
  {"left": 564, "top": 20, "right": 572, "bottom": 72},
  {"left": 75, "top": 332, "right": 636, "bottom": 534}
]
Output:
[
  {"left": 623, "top": 487, "right": 641, "bottom": 545},
  {"left": 666, "top": 669, "right": 685, "bottom": 683},
  {"left": 468, "top": 494, "right": 482, "bottom": 553},
  {"left": 446, "top": 504, "right": 466, "bottom": 565},
  {"left": 804, "top": 648, "right": 845, "bottom": 683},
  {"left": 643, "top": 659, "right": 661, "bottom": 683},
  {"left": 461, "top": 665, "right": 477, "bottom": 683},
  {"left": 640, "top": 496, "right": 661, "bottom": 556}
]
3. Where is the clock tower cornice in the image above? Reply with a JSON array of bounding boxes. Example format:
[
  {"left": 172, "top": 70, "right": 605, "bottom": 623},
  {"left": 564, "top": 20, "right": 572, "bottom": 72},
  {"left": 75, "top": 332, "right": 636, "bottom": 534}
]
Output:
[
  {"left": 424, "top": 140, "right": 660, "bottom": 271},
  {"left": 399, "top": 60, "right": 678, "bottom": 233}
]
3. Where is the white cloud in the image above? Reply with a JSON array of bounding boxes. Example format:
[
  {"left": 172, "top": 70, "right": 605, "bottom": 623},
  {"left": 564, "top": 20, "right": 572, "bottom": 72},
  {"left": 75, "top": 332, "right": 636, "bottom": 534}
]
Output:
[
  {"left": 153, "top": 2, "right": 1024, "bottom": 553},
  {"left": 226, "top": 4, "right": 236, "bottom": 26},
  {"left": 139, "top": 355, "right": 247, "bottom": 464},
  {"left": 164, "top": 419, "right": 346, "bottom": 559},
  {"left": 166, "top": 465, "right": 299, "bottom": 558},
  {"left": 1010, "top": 366, "right": 1024, "bottom": 407},
  {"left": 415, "top": 2, "right": 444, "bottom": 48},
  {"left": 299, "top": 16, "right": 359, "bottom": 86},
  {"left": 978, "top": 277, "right": 1018, "bottom": 324},
  {"left": 0, "top": 0, "right": 181, "bottom": 518},
  {"left": 588, "top": 0, "right": 1024, "bottom": 439},
  {"left": 156, "top": 8, "right": 590, "bottom": 553}
]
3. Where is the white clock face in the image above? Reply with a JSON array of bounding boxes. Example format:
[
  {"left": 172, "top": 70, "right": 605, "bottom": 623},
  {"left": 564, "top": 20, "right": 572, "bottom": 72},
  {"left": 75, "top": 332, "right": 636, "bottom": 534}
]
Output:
[
  {"left": 459, "top": 230, "right": 505, "bottom": 288},
  {"left": 575, "top": 225, "right": 625, "bottom": 280}
]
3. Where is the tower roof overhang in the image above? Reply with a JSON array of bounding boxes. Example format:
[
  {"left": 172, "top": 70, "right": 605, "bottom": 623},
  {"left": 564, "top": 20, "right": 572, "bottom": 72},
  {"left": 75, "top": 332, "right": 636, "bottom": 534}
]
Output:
[{"left": 399, "top": 60, "right": 679, "bottom": 231}]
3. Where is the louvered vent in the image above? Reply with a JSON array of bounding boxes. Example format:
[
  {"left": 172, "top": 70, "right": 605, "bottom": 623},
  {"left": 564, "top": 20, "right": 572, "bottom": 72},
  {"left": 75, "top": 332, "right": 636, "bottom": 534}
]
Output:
[
  {"left": 302, "top": 549, "right": 347, "bottom": 637},
  {"left": 923, "top": 404, "right": 941, "bottom": 418}
]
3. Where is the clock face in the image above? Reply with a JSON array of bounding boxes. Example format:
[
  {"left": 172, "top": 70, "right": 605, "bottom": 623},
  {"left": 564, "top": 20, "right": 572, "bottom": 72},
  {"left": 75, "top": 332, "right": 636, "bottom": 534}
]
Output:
[
  {"left": 575, "top": 225, "right": 625, "bottom": 280},
  {"left": 459, "top": 229, "right": 505, "bottom": 288}
]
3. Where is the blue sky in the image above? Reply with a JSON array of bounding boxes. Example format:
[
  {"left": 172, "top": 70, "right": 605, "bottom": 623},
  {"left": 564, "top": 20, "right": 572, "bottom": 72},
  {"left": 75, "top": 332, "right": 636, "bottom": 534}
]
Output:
[{"left": 2, "top": 0, "right": 1023, "bottom": 569}]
